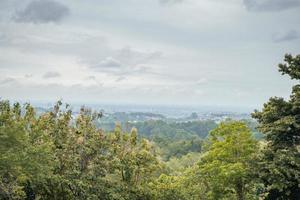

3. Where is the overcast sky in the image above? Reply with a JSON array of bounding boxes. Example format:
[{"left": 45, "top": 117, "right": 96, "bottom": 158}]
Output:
[{"left": 0, "top": 0, "right": 299, "bottom": 108}]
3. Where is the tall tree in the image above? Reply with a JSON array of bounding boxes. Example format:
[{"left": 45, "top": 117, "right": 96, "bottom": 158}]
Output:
[
  {"left": 252, "top": 54, "right": 300, "bottom": 199},
  {"left": 0, "top": 101, "right": 54, "bottom": 199},
  {"left": 198, "top": 121, "right": 258, "bottom": 200}
]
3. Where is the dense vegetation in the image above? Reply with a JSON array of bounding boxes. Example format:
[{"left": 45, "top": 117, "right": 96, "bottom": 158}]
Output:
[
  {"left": 98, "top": 115, "right": 218, "bottom": 160},
  {"left": 0, "top": 54, "right": 300, "bottom": 199}
]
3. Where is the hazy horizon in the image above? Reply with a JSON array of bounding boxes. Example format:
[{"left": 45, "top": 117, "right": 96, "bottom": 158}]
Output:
[{"left": 0, "top": 97, "right": 262, "bottom": 114}]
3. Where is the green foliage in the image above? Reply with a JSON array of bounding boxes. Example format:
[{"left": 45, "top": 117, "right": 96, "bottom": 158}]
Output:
[
  {"left": 130, "top": 120, "right": 217, "bottom": 140},
  {"left": 198, "top": 121, "right": 258, "bottom": 200},
  {"left": 0, "top": 101, "right": 159, "bottom": 199},
  {"left": 240, "top": 119, "right": 263, "bottom": 140},
  {"left": 278, "top": 54, "right": 300, "bottom": 80},
  {"left": 149, "top": 174, "right": 186, "bottom": 200},
  {"left": 252, "top": 54, "right": 300, "bottom": 199},
  {"left": 150, "top": 121, "right": 259, "bottom": 200},
  {"left": 165, "top": 152, "right": 202, "bottom": 175},
  {"left": 130, "top": 120, "right": 215, "bottom": 160},
  {"left": 108, "top": 125, "right": 160, "bottom": 186},
  {"left": 158, "top": 138, "right": 202, "bottom": 160},
  {"left": 149, "top": 168, "right": 207, "bottom": 200},
  {"left": 0, "top": 101, "right": 54, "bottom": 199}
]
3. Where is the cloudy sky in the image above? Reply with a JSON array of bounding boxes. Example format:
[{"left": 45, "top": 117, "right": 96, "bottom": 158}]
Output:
[{"left": 0, "top": 0, "right": 299, "bottom": 108}]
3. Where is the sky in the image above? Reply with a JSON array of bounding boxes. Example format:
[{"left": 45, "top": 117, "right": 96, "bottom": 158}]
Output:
[{"left": 0, "top": 0, "right": 299, "bottom": 109}]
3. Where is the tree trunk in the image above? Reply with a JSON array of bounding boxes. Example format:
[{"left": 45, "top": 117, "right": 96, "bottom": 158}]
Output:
[{"left": 235, "top": 181, "right": 245, "bottom": 200}]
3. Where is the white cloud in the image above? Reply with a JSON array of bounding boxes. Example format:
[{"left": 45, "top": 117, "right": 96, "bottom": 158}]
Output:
[
  {"left": 0, "top": 0, "right": 299, "bottom": 107},
  {"left": 43, "top": 71, "right": 61, "bottom": 79},
  {"left": 92, "top": 57, "right": 122, "bottom": 69}
]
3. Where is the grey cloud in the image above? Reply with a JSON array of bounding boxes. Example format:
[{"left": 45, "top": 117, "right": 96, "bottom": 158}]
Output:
[
  {"left": 115, "top": 76, "right": 126, "bottom": 82},
  {"left": 0, "top": 77, "right": 17, "bottom": 85},
  {"left": 116, "top": 47, "right": 162, "bottom": 65},
  {"left": 13, "top": 0, "right": 69, "bottom": 24},
  {"left": 43, "top": 71, "right": 61, "bottom": 78},
  {"left": 91, "top": 61, "right": 157, "bottom": 77},
  {"left": 0, "top": 0, "right": 19, "bottom": 21},
  {"left": 25, "top": 74, "right": 33, "bottom": 78},
  {"left": 89, "top": 56, "right": 135, "bottom": 82},
  {"left": 159, "top": 0, "right": 184, "bottom": 5},
  {"left": 243, "top": 0, "right": 300, "bottom": 12},
  {"left": 272, "top": 30, "right": 299, "bottom": 43},
  {"left": 87, "top": 47, "right": 163, "bottom": 78},
  {"left": 196, "top": 78, "right": 208, "bottom": 85},
  {"left": 92, "top": 57, "right": 122, "bottom": 69},
  {"left": 84, "top": 76, "right": 103, "bottom": 86},
  {"left": 85, "top": 75, "right": 96, "bottom": 80},
  {"left": 131, "top": 65, "right": 153, "bottom": 75},
  {"left": 0, "top": 33, "right": 9, "bottom": 43}
]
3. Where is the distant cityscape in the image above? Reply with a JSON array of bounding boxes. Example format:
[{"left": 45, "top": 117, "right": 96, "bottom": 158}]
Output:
[{"left": 33, "top": 102, "right": 253, "bottom": 123}]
